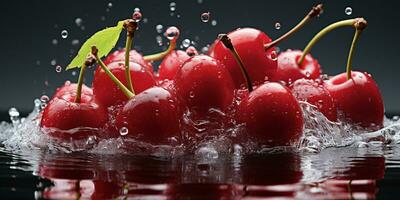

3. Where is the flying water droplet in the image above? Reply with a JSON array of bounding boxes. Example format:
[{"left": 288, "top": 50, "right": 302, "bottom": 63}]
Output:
[
  {"left": 108, "top": 2, "right": 113, "bottom": 8},
  {"left": 75, "top": 18, "right": 82, "bottom": 27},
  {"left": 51, "top": 39, "right": 58, "bottom": 45},
  {"left": 169, "top": 2, "right": 176, "bottom": 12},
  {"left": 201, "top": 12, "right": 210, "bottom": 22},
  {"left": 156, "top": 35, "right": 163, "bottom": 46},
  {"left": 71, "top": 71, "right": 77, "bottom": 76},
  {"left": 71, "top": 39, "right": 79, "bottom": 46},
  {"left": 275, "top": 22, "right": 281, "bottom": 30},
  {"left": 55, "top": 65, "right": 62, "bottom": 73},
  {"left": 270, "top": 51, "right": 278, "bottom": 61},
  {"left": 182, "top": 39, "right": 191, "bottom": 48},
  {"left": 211, "top": 20, "right": 217, "bottom": 26},
  {"left": 201, "top": 45, "right": 210, "bottom": 54},
  {"left": 305, "top": 71, "right": 311, "bottom": 78},
  {"left": 61, "top": 30, "right": 68, "bottom": 39},
  {"left": 134, "top": 7, "right": 140, "bottom": 12},
  {"left": 132, "top": 11, "right": 142, "bottom": 22},
  {"left": 345, "top": 7, "right": 352, "bottom": 15},
  {"left": 156, "top": 24, "right": 163, "bottom": 33},
  {"left": 189, "top": 91, "right": 195, "bottom": 98},
  {"left": 40, "top": 95, "right": 49, "bottom": 103},
  {"left": 8, "top": 107, "right": 20, "bottom": 124},
  {"left": 164, "top": 26, "right": 180, "bottom": 40},
  {"left": 197, "top": 0, "right": 203, "bottom": 4},
  {"left": 186, "top": 46, "right": 198, "bottom": 56},
  {"left": 50, "top": 59, "right": 57, "bottom": 66},
  {"left": 119, "top": 127, "right": 129, "bottom": 136}
]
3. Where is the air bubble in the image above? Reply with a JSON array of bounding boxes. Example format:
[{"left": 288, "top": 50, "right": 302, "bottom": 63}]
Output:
[
  {"left": 61, "top": 30, "right": 68, "bottom": 39},
  {"left": 275, "top": 22, "right": 281, "bottom": 30},
  {"left": 55, "top": 65, "right": 62, "bottom": 73},
  {"left": 164, "top": 26, "right": 180, "bottom": 40},
  {"left": 201, "top": 12, "right": 210, "bottom": 22},
  {"left": 345, "top": 7, "right": 352, "bottom": 15},
  {"left": 156, "top": 24, "right": 163, "bottom": 33},
  {"left": 169, "top": 2, "right": 176, "bottom": 12},
  {"left": 182, "top": 39, "right": 191, "bottom": 48},
  {"left": 119, "top": 127, "right": 129, "bottom": 136}
]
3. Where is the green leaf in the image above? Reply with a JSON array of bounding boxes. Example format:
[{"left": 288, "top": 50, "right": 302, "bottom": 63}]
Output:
[{"left": 66, "top": 20, "right": 125, "bottom": 70}]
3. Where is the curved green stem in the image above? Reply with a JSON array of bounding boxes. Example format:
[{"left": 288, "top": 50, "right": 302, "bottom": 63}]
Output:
[
  {"left": 143, "top": 39, "right": 177, "bottom": 61},
  {"left": 74, "top": 63, "right": 86, "bottom": 103},
  {"left": 94, "top": 52, "right": 135, "bottom": 99},
  {"left": 346, "top": 29, "right": 362, "bottom": 80},
  {"left": 219, "top": 34, "right": 253, "bottom": 92},
  {"left": 125, "top": 35, "right": 134, "bottom": 92},
  {"left": 265, "top": 4, "right": 323, "bottom": 51}
]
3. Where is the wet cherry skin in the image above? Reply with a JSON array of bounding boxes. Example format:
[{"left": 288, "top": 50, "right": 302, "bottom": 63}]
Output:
[
  {"left": 174, "top": 55, "right": 235, "bottom": 116},
  {"left": 209, "top": 28, "right": 277, "bottom": 88},
  {"left": 92, "top": 61, "right": 156, "bottom": 107},
  {"left": 158, "top": 50, "right": 191, "bottom": 81},
  {"left": 274, "top": 49, "right": 321, "bottom": 83},
  {"left": 237, "top": 82, "right": 304, "bottom": 146},
  {"left": 115, "top": 86, "right": 180, "bottom": 144},
  {"left": 40, "top": 84, "right": 108, "bottom": 140},
  {"left": 290, "top": 78, "right": 337, "bottom": 121},
  {"left": 103, "top": 48, "right": 153, "bottom": 73},
  {"left": 324, "top": 71, "right": 384, "bottom": 128}
]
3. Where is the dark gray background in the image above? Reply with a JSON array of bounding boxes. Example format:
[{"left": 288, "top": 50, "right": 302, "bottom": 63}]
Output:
[{"left": 1, "top": 0, "right": 399, "bottom": 113}]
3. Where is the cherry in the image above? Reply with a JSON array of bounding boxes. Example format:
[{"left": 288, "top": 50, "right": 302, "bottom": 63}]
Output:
[
  {"left": 219, "top": 34, "right": 304, "bottom": 146},
  {"left": 325, "top": 71, "right": 384, "bottom": 127},
  {"left": 158, "top": 47, "right": 198, "bottom": 81},
  {"left": 92, "top": 46, "right": 181, "bottom": 144},
  {"left": 104, "top": 48, "right": 153, "bottom": 73},
  {"left": 296, "top": 17, "right": 384, "bottom": 128},
  {"left": 41, "top": 56, "right": 108, "bottom": 141},
  {"left": 115, "top": 86, "right": 180, "bottom": 144},
  {"left": 92, "top": 61, "right": 156, "bottom": 107},
  {"left": 274, "top": 50, "right": 321, "bottom": 83},
  {"left": 290, "top": 78, "right": 337, "bottom": 121},
  {"left": 209, "top": 4, "right": 323, "bottom": 88},
  {"left": 174, "top": 55, "right": 235, "bottom": 115},
  {"left": 40, "top": 84, "right": 108, "bottom": 140}
]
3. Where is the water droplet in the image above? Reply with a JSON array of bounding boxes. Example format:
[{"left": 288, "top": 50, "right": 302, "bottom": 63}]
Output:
[
  {"left": 211, "top": 20, "right": 217, "bottom": 26},
  {"left": 50, "top": 59, "right": 57, "bottom": 66},
  {"left": 345, "top": 7, "right": 352, "bottom": 15},
  {"left": 71, "top": 39, "right": 79, "bottom": 46},
  {"left": 40, "top": 95, "right": 49, "bottom": 103},
  {"left": 156, "top": 35, "right": 163, "bottom": 46},
  {"left": 108, "top": 2, "right": 113, "bottom": 8},
  {"left": 275, "top": 22, "right": 281, "bottom": 30},
  {"left": 75, "top": 18, "right": 82, "bottom": 27},
  {"left": 55, "top": 65, "right": 62, "bottom": 73},
  {"left": 34, "top": 98, "right": 41, "bottom": 108},
  {"left": 164, "top": 26, "right": 180, "bottom": 40},
  {"left": 169, "top": 2, "right": 176, "bottom": 12},
  {"left": 119, "top": 127, "right": 129, "bottom": 136},
  {"left": 40, "top": 103, "right": 47, "bottom": 110},
  {"left": 9, "top": 107, "right": 19, "bottom": 118},
  {"left": 197, "top": 0, "right": 203, "bottom": 4},
  {"left": 305, "top": 71, "right": 311, "bottom": 78},
  {"left": 142, "top": 18, "right": 148, "bottom": 23},
  {"left": 156, "top": 24, "right": 163, "bottom": 33},
  {"left": 189, "top": 91, "right": 195, "bottom": 98},
  {"left": 132, "top": 11, "right": 142, "bottom": 22},
  {"left": 61, "top": 30, "right": 68, "bottom": 39},
  {"left": 201, "top": 45, "right": 209, "bottom": 54},
  {"left": 71, "top": 71, "right": 77, "bottom": 76},
  {"left": 134, "top": 7, "right": 140, "bottom": 12},
  {"left": 51, "top": 39, "right": 58, "bottom": 45},
  {"left": 182, "top": 39, "right": 191, "bottom": 48},
  {"left": 270, "top": 51, "right": 278, "bottom": 61},
  {"left": 201, "top": 12, "right": 210, "bottom": 22},
  {"left": 186, "top": 46, "right": 198, "bottom": 56}
]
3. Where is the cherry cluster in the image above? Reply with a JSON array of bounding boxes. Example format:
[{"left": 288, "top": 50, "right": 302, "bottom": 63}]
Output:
[{"left": 40, "top": 5, "right": 384, "bottom": 148}]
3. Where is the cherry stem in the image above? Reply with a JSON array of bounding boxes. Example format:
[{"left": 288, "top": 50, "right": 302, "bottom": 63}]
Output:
[
  {"left": 74, "top": 64, "right": 86, "bottom": 103},
  {"left": 264, "top": 4, "right": 323, "bottom": 51},
  {"left": 123, "top": 19, "right": 138, "bottom": 93},
  {"left": 92, "top": 46, "right": 135, "bottom": 99},
  {"left": 298, "top": 18, "right": 367, "bottom": 76},
  {"left": 143, "top": 38, "right": 177, "bottom": 61},
  {"left": 346, "top": 29, "right": 362, "bottom": 80},
  {"left": 218, "top": 34, "right": 253, "bottom": 92}
]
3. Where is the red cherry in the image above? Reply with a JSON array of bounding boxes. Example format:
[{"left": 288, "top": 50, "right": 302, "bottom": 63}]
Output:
[
  {"left": 158, "top": 50, "right": 191, "bottom": 81},
  {"left": 237, "top": 83, "right": 304, "bottom": 146},
  {"left": 115, "top": 86, "right": 180, "bottom": 144},
  {"left": 40, "top": 84, "right": 108, "bottom": 140},
  {"left": 93, "top": 61, "right": 156, "bottom": 107},
  {"left": 53, "top": 82, "right": 92, "bottom": 98},
  {"left": 174, "top": 55, "right": 235, "bottom": 115},
  {"left": 209, "top": 28, "right": 277, "bottom": 88},
  {"left": 274, "top": 50, "right": 321, "bottom": 83},
  {"left": 104, "top": 49, "right": 153, "bottom": 73},
  {"left": 290, "top": 78, "right": 337, "bottom": 121},
  {"left": 324, "top": 71, "right": 384, "bottom": 128}
]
